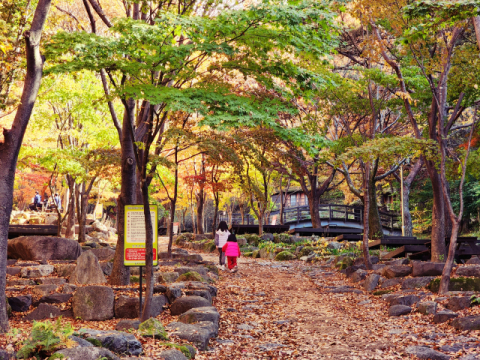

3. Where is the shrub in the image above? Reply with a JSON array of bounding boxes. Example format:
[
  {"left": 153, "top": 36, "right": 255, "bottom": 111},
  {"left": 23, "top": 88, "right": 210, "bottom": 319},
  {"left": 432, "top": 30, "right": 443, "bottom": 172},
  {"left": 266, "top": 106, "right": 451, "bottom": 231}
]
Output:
[
  {"left": 274, "top": 233, "right": 292, "bottom": 244},
  {"left": 17, "top": 319, "right": 74, "bottom": 359}
]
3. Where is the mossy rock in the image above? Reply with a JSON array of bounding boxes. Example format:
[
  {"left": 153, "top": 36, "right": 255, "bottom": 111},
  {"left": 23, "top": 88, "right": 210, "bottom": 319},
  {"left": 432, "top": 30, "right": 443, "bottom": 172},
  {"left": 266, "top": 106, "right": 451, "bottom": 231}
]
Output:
[
  {"left": 177, "top": 271, "right": 204, "bottom": 282},
  {"left": 298, "top": 246, "right": 315, "bottom": 258},
  {"left": 252, "top": 250, "right": 260, "bottom": 258},
  {"left": 175, "top": 233, "right": 194, "bottom": 245},
  {"left": 203, "top": 240, "right": 216, "bottom": 252},
  {"left": 159, "top": 342, "right": 195, "bottom": 359},
  {"left": 428, "top": 277, "right": 480, "bottom": 293},
  {"left": 273, "top": 233, "right": 292, "bottom": 244},
  {"left": 335, "top": 256, "right": 354, "bottom": 270},
  {"left": 204, "top": 264, "right": 219, "bottom": 275},
  {"left": 86, "top": 337, "right": 102, "bottom": 347},
  {"left": 372, "top": 289, "right": 394, "bottom": 296},
  {"left": 275, "top": 251, "right": 296, "bottom": 261},
  {"left": 139, "top": 318, "right": 168, "bottom": 340},
  {"left": 245, "top": 234, "right": 261, "bottom": 246},
  {"left": 243, "top": 252, "right": 253, "bottom": 257}
]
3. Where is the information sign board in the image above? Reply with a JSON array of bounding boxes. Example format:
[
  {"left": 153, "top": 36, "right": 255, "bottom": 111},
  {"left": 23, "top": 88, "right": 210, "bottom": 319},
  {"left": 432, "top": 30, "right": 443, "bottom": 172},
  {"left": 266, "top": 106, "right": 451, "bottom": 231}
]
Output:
[
  {"left": 124, "top": 205, "right": 158, "bottom": 266},
  {"left": 173, "top": 222, "right": 180, "bottom": 235}
]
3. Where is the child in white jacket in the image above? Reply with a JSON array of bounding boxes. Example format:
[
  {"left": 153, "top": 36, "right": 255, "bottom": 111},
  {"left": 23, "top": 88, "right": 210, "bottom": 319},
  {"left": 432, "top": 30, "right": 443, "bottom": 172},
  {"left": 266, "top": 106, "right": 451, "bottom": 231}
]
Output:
[{"left": 215, "top": 221, "right": 230, "bottom": 270}]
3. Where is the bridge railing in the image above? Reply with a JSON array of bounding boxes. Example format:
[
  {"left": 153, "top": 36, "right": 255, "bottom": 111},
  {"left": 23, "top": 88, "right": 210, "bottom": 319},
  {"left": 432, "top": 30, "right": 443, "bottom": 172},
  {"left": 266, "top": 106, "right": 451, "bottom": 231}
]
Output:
[{"left": 219, "top": 203, "right": 400, "bottom": 230}]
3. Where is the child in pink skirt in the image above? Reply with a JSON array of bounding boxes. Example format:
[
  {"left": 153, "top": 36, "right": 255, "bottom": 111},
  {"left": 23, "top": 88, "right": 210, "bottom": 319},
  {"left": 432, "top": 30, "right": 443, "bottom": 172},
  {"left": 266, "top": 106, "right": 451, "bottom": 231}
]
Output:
[{"left": 222, "top": 233, "right": 241, "bottom": 273}]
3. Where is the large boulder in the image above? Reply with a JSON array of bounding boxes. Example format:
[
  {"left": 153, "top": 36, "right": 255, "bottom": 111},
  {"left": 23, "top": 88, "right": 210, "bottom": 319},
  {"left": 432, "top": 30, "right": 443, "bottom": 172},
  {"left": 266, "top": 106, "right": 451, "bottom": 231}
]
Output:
[
  {"left": 383, "top": 265, "right": 412, "bottom": 278},
  {"left": 417, "top": 301, "right": 437, "bottom": 315},
  {"left": 433, "top": 310, "right": 458, "bottom": 324},
  {"left": 446, "top": 296, "right": 471, "bottom": 312},
  {"left": 8, "top": 295, "right": 32, "bottom": 312},
  {"left": 364, "top": 274, "right": 380, "bottom": 292},
  {"left": 73, "top": 286, "right": 114, "bottom": 321},
  {"left": 401, "top": 277, "right": 435, "bottom": 290},
  {"left": 178, "top": 306, "right": 220, "bottom": 326},
  {"left": 32, "top": 284, "right": 58, "bottom": 297},
  {"left": 166, "top": 321, "right": 216, "bottom": 350},
  {"left": 350, "top": 269, "right": 368, "bottom": 283},
  {"left": 22, "top": 303, "right": 62, "bottom": 321},
  {"left": 389, "top": 305, "right": 411, "bottom": 316},
  {"left": 37, "top": 293, "right": 72, "bottom": 305},
  {"left": 451, "top": 315, "right": 480, "bottom": 331},
  {"left": 456, "top": 265, "right": 480, "bottom": 278},
  {"left": 170, "top": 296, "right": 211, "bottom": 316},
  {"left": 159, "top": 350, "right": 188, "bottom": 360},
  {"left": 138, "top": 318, "right": 168, "bottom": 339},
  {"left": 115, "top": 296, "right": 141, "bottom": 319},
  {"left": 412, "top": 262, "right": 445, "bottom": 277},
  {"left": 53, "top": 347, "right": 119, "bottom": 360},
  {"left": 20, "top": 265, "right": 54, "bottom": 278},
  {"left": 405, "top": 346, "right": 450, "bottom": 360},
  {"left": 466, "top": 256, "right": 480, "bottom": 265},
  {"left": 77, "top": 329, "right": 142, "bottom": 356},
  {"left": 166, "top": 283, "right": 185, "bottom": 303},
  {"left": 70, "top": 251, "right": 106, "bottom": 285},
  {"left": 7, "top": 236, "right": 81, "bottom": 261},
  {"left": 389, "top": 295, "right": 420, "bottom": 307},
  {"left": 89, "top": 248, "right": 115, "bottom": 261}
]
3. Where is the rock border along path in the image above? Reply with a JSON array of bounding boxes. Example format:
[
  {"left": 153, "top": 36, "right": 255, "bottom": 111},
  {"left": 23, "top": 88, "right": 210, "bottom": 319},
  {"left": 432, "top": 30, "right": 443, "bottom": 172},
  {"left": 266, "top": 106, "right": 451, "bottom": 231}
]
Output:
[{"left": 163, "top": 237, "right": 480, "bottom": 360}]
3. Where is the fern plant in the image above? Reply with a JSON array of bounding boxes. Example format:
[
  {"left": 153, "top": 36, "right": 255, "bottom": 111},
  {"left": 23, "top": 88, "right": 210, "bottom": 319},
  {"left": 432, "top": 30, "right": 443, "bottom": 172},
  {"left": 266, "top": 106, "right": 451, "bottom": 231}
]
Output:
[{"left": 16, "top": 318, "right": 75, "bottom": 359}]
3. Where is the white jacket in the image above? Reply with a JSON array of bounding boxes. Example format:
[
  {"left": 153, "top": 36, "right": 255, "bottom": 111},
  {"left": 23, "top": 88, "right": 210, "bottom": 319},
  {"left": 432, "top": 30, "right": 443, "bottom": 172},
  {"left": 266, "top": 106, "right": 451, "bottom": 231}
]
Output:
[{"left": 216, "top": 230, "right": 230, "bottom": 248}]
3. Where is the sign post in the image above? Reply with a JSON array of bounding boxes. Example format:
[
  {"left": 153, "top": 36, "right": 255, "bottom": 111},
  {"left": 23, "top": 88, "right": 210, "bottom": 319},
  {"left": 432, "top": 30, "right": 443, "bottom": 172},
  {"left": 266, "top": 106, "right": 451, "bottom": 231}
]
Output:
[{"left": 124, "top": 205, "right": 158, "bottom": 319}]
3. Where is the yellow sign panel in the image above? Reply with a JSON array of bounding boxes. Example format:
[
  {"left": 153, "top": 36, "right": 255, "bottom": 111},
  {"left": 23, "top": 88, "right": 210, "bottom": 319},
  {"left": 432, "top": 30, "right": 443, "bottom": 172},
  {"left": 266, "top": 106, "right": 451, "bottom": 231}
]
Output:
[{"left": 124, "top": 205, "right": 158, "bottom": 267}]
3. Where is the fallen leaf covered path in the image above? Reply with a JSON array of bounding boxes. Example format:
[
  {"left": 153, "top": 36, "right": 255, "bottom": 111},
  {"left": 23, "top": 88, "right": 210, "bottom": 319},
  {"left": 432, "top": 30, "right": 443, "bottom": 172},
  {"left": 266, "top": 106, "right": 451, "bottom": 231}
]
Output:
[{"left": 189, "top": 252, "right": 405, "bottom": 360}]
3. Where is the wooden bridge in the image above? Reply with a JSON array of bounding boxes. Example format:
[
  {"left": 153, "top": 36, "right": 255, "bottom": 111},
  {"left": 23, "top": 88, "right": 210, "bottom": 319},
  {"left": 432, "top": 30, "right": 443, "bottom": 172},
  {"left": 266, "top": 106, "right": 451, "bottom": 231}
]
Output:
[{"left": 222, "top": 204, "right": 401, "bottom": 236}]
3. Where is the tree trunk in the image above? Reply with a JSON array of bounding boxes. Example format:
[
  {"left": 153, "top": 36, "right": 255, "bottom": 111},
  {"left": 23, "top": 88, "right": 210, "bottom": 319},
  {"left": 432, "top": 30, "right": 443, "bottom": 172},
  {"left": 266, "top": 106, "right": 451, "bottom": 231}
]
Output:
[
  {"left": 239, "top": 204, "right": 245, "bottom": 225},
  {"left": 196, "top": 188, "right": 204, "bottom": 234},
  {"left": 362, "top": 165, "right": 372, "bottom": 269},
  {"left": 368, "top": 178, "right": 383, "bottom": 239},
  {"left": 0, "top": 0, "right": 52, "bottom": 333},
  {"left": 110, "top": 100, "right": 136, "bottom": 285},
  {"left": 426, "top": 160, "right": 447, "bottom": 262},
  {"left": 167, "top": 156, "right": 178, "bottom": 257},
  {"left": 140, "top": 180, "right": 154, "bottom": 321},
  {"left": 308, "top": 195, "right": 321, "bottom": 228},
  {"left": 64, "top": 175, "right": 76, "bottom": 238},
  {"left": 439, "top": 221, "right": 460, "bottom": 293},
  {"left": 212, "top": 195, "right": 219, "bottom": 234},
  {"left": 258, "top": 213, "right": 264, "bottom": 236}
]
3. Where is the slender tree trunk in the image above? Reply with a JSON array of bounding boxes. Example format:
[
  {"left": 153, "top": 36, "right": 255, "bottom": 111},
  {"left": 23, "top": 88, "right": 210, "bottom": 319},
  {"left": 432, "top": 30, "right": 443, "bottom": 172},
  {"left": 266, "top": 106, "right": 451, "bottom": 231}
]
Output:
[
  {"left": 65, "top": 175, "right": 75, "bottom": 238},
  {"left": 196, "top": 188, "right": 204, "bottom": 234},
  {"left": 473, "top": 17, "right": 480, "bottom": 50},
  {"left": 258, "top": 212, "right": 264, "bottom": 236},
  {"left": 362, "top": 165, "right": 372, "bottom": 269},
  {"left": 140, "top": 180, "right": 154, "bottom": 321},
  {"left": 0, "top": 0, "right": 52, "bottom": 333},
  {"left": 212, "top": 195, "right": 219, "bottom": 234},
  {"left": 167, "top": 156, "right": 178, "bottom": 257},
  {"left": 110, "top": 101, "right": 136, "bottom": 286},
  {"left": 239, "top": 204, "right": 245, "bottom": 225},
  {"left": 368, "top": 177, "right": 383, "bottom": 239},
  {"left": 426, "top": 161, "right": 447, "bottom": 262},
  {"left": 439, "top": 221, "right": 460, "bottom": 293}
]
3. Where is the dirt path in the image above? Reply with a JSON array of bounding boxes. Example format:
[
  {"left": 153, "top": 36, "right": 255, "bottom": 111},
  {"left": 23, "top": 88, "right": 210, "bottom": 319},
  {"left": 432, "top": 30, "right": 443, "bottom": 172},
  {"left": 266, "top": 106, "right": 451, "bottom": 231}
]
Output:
[
  {"left": 159, "top": 238, "right": 405, "bottom": 359},
  {"left": 158, "top": 238, "right": 480, "bottom": 360}
]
